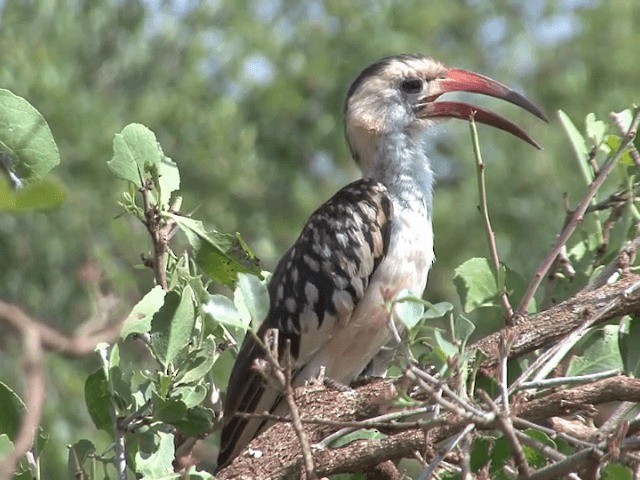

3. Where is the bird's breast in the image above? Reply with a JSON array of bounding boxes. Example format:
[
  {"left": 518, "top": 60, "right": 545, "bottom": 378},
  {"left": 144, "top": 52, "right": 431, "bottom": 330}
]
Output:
[{"left": 304, "top": 202, "right": 434, "bottom": 382}]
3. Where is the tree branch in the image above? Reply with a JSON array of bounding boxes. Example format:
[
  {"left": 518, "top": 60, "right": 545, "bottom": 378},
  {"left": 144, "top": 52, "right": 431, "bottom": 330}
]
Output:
[
  {"left": 216, "top": 271, "right": 640, "bottom": 479},
  {"left": 472, "top": 273, "right": 640, "bottom": 373}
]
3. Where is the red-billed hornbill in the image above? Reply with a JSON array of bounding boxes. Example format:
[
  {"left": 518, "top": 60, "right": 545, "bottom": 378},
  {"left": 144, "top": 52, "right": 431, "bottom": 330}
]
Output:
[{"left": 218, "top": 54, "right": 546, "bottom": 467}]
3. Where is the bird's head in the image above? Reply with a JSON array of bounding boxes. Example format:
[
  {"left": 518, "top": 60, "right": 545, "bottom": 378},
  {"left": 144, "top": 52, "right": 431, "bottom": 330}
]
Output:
[{"left": 344, "top": 54, "right": 547, "bottom": 166}]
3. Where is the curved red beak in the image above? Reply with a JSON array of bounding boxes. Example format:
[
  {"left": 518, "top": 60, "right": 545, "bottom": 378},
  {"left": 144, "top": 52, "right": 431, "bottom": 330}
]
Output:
[{"left": 417, "top": 68, "right": 548, "bottom": 149}]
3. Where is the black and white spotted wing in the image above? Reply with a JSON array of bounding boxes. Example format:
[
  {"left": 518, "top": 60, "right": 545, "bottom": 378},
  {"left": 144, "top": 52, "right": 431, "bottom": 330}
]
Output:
[{"left": 218, "top": 178, "right": 392, "bottom": 467}]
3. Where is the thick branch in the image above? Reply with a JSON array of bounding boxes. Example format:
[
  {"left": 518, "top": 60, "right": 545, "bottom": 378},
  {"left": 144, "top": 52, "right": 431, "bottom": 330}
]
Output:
[
  {"left": 0, "top": 300, "right": 124, "bottom": 478},
  {"left": 218, "top": 273, "right": 640, "bottom": 479},
  {"left": 0, "top": 300, "right": 123, "bottom": 356},
  {"left": 217, "top": 376, "right": 640, "bottom": 479},
  {"left": 471, "top": 273, "right": 640, "bottom": 372}
]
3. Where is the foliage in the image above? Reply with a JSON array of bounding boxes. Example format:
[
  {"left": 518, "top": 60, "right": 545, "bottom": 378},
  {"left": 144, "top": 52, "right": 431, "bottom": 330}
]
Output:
[{"left": 2, "top": 1, "right": 640, "bottom": 478}]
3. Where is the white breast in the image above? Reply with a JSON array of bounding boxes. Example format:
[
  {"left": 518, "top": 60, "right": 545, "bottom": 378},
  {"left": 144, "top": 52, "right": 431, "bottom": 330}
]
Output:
[{"left": 300, "top": 203, "right": 434, "bottom": 383}]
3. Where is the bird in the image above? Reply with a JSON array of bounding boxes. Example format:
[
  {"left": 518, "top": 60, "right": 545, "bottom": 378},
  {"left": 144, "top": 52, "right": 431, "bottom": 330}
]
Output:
[{"left": 217, "top": 54, "right": 547, "bottom": 467}]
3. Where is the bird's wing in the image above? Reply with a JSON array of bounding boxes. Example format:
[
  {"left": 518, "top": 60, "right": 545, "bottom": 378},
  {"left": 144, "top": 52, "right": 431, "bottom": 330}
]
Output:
[{"left": 218, "top": 178, "right": 393, "bottom": 467}]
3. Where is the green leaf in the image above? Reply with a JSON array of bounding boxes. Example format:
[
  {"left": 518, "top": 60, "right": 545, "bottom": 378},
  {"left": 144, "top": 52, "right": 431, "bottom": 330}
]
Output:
[
  {"left": 433, "top": 329, "right": 458, "bottom": 362},
  {"left": 121, "top": 285, "right": 167, "bottom": 338},
  {"left": 489, "top": 437, "right": 511, "bottom": 476},
  {"left": 470, "top": 437, "right": 491, "bottom": 472},
  {"left": 151, "top": 286, "right": 196, "bottom": 367},
  {"left": 601, "top": 463, "right": 633, "bottom": 480},
  {"left": 154, "top": 391, "right": 215, "bottom": 436},
  {"left": 329, "top": 429, "right": 386, "bottom": 448},
  {"left": 154, "top": 394, "right": 187, "bottom": 423},
  {"left": 454, "top": 258, "right": 499, "bottom": 312},
  {"left": 157, "top": 155, "right": 180, "bottom": 206},
  {"left": 235, "top": 273, "right": 269, "bottom": 329},
  {"left": 108, "top": 123, "right": 162, "bottom": 187},
  {"left": 135, "top": 430, "right": 175, "bottom": 478},
  {"left": 67, "top": 439, "right": 96, "bottom": 480},
  {"left": 0, "top": 176, "right": 66, "bottom": 212},
  {"left": 210, "top": 349, "right": 236, "bottom": 391},
  {"left": 453, "top": 315, "right": 476, "bottom": 346},
  {"left": 606, "top": 135, "right": 634, "bottom": 166},
  {"left": 170, "top": 214, "right": 261, "bottom": 288},
  {"left": 424, "top": 301, "right": 454, "bottom": 319},
  {"left": 0, "top": 89, "right": 60, "bottom": 180},
  {"left": 204, "top": 294, "right": 247, "bottom": 329},
  {"left": 109, "top": 342, "right": 120, "bottom": 369},
  {"left": 34, "top": 428, "right": 47, "bottom": 456},
  {"left": 0, "top": 381, "right": 26, "bottom": 440},
  {"left": 566, "top": 325, "right": 623, "bottom": 376},
  {"left": 173, "top": 385, "right": 207, "bottom": 408},
  {"left": 520, "top": 430, "right": 554, "bottom": 469},
  {"left": 619, "top": 316, "right": 640, "bottom": 377},
  {"left": 170, "top": 406, "right": 215, "bottom": 436},
  {"left": 393, "top": 292, "right": 425, "bottom": 330},
  {"left": 176, "top": 336, "right": 218, "bottom": 385},
  {"left": 558, "top": 110, "right": 592, "bottom": 184},
  {"left": 84, "top": 369, "right": 113, "bottom": 434},
  {"left": 0, "top": 434, "right": 13, "bottom": 458},
  {"left": 585, "top": 113, "right": 607, "bottom": 147}
]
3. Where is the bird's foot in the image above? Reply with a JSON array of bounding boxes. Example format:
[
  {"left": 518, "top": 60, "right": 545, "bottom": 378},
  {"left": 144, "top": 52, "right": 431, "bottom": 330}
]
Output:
[{"left": 323, "top": 377, "right": 353, "bottom": 392}]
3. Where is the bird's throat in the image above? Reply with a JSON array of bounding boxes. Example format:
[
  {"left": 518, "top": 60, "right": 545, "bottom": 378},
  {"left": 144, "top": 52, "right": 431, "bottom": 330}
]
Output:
[{"left": 361, "top": 131, "right": 434, "bottom": 215}]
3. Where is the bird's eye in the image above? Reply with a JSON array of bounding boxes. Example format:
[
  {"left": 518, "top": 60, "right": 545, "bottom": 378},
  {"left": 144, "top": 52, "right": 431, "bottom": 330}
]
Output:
[{"left": 400, "top": 77, "right": 424, "bottom": 94}]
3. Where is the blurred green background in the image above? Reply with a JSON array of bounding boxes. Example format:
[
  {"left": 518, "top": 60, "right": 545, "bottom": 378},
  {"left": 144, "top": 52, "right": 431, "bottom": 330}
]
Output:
[{"left": 0, "top": 0, "right": 638, "bottom": 476}]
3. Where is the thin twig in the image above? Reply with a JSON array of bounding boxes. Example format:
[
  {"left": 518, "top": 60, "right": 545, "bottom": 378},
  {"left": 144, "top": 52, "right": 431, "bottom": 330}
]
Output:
[
  {"left": 258, "top": 329, "right": 318, "bottom": 479},
  {"left": 599, "top": 401, "right": 636, "bottom": 436},
  {"left": 418, "top": 423, "right": 475, "bottom": 480},
  {"left": 514, "top": 431, "right": 582, "bottom": 480},
  {"left": 458, "top": 431, "right": 472, "bottom": 480},
  {"left": 140, "top": 182, "right": 168, "bottom": 289},
  {"left": 114, "top": 423, "right": 127, "bottom": 480},
  {"left": 282, "top": 341, "right": 317, "bottom": 479},
  {"left": 498, "top": 333, "right": 512, "bottom": 410},
  {"left": 0, "top": 301, "right": 126, "bottom": 479},
  {"left": 586, "top": 235, "right": 640, "bottom": 291},
  {"left": 513, "top": 418, "right": 599, "bottom": 451},
  {"left": 528, "top": 448, "right": 602, "bottom": 480},
  {"left": 479, "top": 391, "right": 530, "bottom": 479},
  {"left": 0, "top": 301, "right": 124, "bottom": 356},
  {"left": 406, "top": 368, "right": 493, "bottom": 425},
  {"left": 409, "top": 367, "right": 487, "bottom": 419},
  {"left": 469, "top": 116, "right": 514, "bottom": 321},
  {"left": 234, "top": 406, "right": 440, "bottom": 434},
  {"left": 517, "top": 107, "right": 640, "bottom": 315},
  {"left": 516, "top": 369, "right": 620, "bottom": 392}
]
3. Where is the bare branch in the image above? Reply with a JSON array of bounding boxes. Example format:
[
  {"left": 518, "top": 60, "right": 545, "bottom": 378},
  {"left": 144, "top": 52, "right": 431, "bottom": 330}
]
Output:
[
  {"left": 0, "top": 328, "right": 45, "bottom": 480},
  {"left": 472, "top": 273, "right": 640, "bottom": 373},
  {"left": 469, "top": 116, "right": 514, "bottom": 322},
  {"left": 0, "top": 300, "right": 125, "bottom": 479},
  {"left": 0, "top": 300, "right": 123, "bottom": 356},
  {"left": 517, "top": 107, "right": 640, "bottom": 315}
]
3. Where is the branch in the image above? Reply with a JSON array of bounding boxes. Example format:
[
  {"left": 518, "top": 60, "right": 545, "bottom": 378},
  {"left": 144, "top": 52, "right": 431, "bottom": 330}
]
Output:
[
  {"left": 0, "top": 327, "right": 44, "bottom": 480},
  {"left": 469, "top": 116, "right": 514, "bottom": 321},
  {"left": 0, "top": 301, "right": 124, "bottom": 478},
  {"left": 517, "top": 107, "right": 640, "bottom": 315},
  {"left": 217, "top": 271, "right": 640, "bottom": 479},
  {"left": 471, "top": 273, "right": 640, "bottom": 372},
  {"left": 0, "top": 300, "right": 123, "bottom": 356},
  {"left": 216, "top": 376, "right": 640, "bottom": 479}
]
